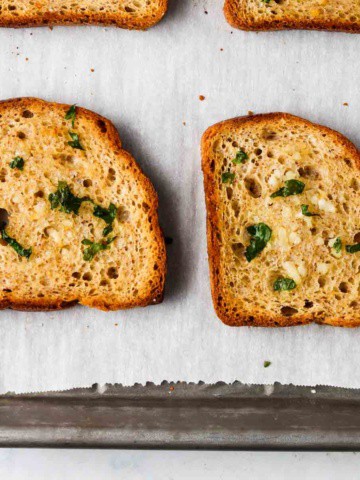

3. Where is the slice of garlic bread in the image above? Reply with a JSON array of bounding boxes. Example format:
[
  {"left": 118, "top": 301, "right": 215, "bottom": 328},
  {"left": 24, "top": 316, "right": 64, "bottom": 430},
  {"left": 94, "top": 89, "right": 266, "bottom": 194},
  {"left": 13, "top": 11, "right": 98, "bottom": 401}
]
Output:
[
  {"left": 202, "top": 113, "right": 360, "bottom": 327},
  {"left": 0, "top": 0, "right": 168, "bottom": 29},
  {"left": 224, "top": 0, "right": 360, "bottom": 33},
  {"left": 0, "top": 97, "right": 166, "bottom": 311}
]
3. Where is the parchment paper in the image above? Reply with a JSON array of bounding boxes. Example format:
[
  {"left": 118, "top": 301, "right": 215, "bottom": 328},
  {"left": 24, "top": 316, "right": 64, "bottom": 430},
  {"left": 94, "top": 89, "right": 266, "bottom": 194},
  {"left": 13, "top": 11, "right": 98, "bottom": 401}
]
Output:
[{"left": 0, "top": 1, "right": 359, "bottom": 394}]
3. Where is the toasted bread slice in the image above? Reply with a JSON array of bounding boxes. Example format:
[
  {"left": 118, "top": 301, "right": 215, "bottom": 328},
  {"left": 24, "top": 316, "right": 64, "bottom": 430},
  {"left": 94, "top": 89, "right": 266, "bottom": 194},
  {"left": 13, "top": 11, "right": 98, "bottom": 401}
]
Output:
[
  {"left": 0, "top": 0, "right": 168, "bottom": 29},
  {"left": 202, "top": 113, "right": 360, "bottom": 327},
  {"left": 0, "top": 97, "right": 166, "bottom": 311},
  {"left": 224, "top": 0, "right": 360, "bottom": 33}
]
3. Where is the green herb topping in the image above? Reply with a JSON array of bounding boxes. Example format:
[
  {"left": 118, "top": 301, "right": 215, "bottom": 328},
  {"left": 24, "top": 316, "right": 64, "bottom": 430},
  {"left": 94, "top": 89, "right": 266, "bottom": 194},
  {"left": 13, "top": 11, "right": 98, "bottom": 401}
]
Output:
[
  {"left": 1, "top": 228, "right": 32, "bottom": 259},
  {"left": 271, "top": 179, "right": 305, "bottom": 198},
  {"left": 333, "top": 237, "right": 342, "bottom": 253},
  {"left": 301, "top": 204, "right": 320, "bottom": 217},
  {"left": 346, "top": 243, "right": 360, "bottom": 254},
  {"left": 221, "top": 172, "right": 235, "bottom": 184},
  {"left": 264, "top": 361, "right": 271, "bottom": 368},
  {"left": 82, "top": 237, "right": 116, "bottom": 261},
  {"left": 232, "top": 149, "right": 248, "bottom": 165},
  {"left": 49, "top": 182, "right": 118, "bottom": 235},
  {"left": 273, "top": 277, "right": 296, "bottom": 291},
  {"left": 68, "top": 131, "right": 84, "bottom": 150},
  {"left": 93, "top": 203, "right": 117, "bottom": 236},
  {"left": 245, "top": 222, "right": 272, "bottom": 262},
  {"left": 9, "top": 156, "right": 24, "bottom": 171},
  {"left": 49, "top": 181, "right": 88, "bottom": 215},
  {"left": 65, "top": 104, "right": 77, "bottom": 128}
]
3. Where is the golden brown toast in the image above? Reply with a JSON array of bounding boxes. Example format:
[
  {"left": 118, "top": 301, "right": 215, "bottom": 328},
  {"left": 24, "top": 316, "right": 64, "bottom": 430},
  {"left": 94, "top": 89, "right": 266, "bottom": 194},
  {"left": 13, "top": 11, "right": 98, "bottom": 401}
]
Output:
[
  {"left": 0, "top": 0, "right": 168, "bottom": 29},
  {"left": 202, "top": 113, "right": 360, "bottom": 327},
  {"left": 0, "top": 97, "right": 166, "bottom": 311},
  {"left": 224, "top": 0, "right": 360, "bottom": 33}
]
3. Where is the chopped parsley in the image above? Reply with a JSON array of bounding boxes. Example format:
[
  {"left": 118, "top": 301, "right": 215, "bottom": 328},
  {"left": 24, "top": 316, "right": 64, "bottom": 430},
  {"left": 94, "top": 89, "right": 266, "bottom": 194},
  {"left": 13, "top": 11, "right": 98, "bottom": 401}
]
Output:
[
  {"left": 65, "top": 104, "right": 77, "bottom": 128},
  {"left": 271, "top": 179, "right": 305, "bottom": 198},
  {"left": 301, "top": 204, "right": 320, "bottom": 217},
  {"left": 82, "top": 237, "right": 115, "bottom": 261},
  {"left": 93, "top": 203, "right": 117, "bottom": 236},
  {"left": 9, "top": 156, "right": 24, "bottom": 171},
  {"left": 232, "top": 149, "right": 248, "bottom": 164},
  {"left": 49, "top": 182, "right": 118, "bottom": 236},
  {"left": 49, "top": 181, "right": 89, "bottom": 215},
  {"left": 273, "top": 277, "right": 296, "bottom": 291},
  {"left": 221, "top": 172, "right": 235, "bottom": 184},
  {"left": 102, "top": 225, "right": 113, "bottom": 237},
  {"left": 346, "top": 243, "right": 360, "bottom": 254},
  {"left": 333, "top": 237, "right": 342, "bottom": 253},
  {"left": 245, "top": 222, "right": 272, "bottom": 262},
  {"left": 1, "top": 228, "right": 32, "bottom": 259},
  {"left": 68, "top": 131, "right": 84, "bottom": 150},
  {"left": 264, "top": 361, "right": 271, "bottom": 368}
]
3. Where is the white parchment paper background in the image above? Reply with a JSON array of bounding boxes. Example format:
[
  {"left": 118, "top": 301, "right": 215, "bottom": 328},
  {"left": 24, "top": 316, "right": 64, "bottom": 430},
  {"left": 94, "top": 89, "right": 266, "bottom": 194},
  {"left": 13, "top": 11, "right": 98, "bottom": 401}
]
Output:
[{"left": 0, "top": 1, "right": 359, "bottom": 393}]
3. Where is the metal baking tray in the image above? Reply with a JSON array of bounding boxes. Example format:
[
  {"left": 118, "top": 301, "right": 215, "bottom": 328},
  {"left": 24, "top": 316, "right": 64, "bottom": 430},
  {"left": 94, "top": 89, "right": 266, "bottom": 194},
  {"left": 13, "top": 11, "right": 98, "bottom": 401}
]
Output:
[{"left": 1, "top": 382, "right": 360, "bottom": 450}]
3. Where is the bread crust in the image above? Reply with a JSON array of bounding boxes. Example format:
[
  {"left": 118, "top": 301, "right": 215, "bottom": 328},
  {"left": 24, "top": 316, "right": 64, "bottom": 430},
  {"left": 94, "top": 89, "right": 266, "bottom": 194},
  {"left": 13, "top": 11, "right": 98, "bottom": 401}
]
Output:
[
  {"left": 202, "top": 113, "right": 360, "bottom": 327},
  {"left": 0, "top": 1, "right": 168, "bottom": 30},
  {"left": 0, "top": 97, "right": 166, "bottom": 312},
  {"left": 224, "top": 0, "right": 360, "bottom": 33}
]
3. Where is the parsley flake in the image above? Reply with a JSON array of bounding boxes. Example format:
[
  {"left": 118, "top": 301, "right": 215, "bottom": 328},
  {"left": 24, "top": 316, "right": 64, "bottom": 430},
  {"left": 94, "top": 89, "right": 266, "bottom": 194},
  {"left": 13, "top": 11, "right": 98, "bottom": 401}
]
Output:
[
  {"left": 232, "top": 149, "right": 248, "bottom": 165},
  {"left": 346, "top": 243, "right": 360, "bottom": 254},
  {"left": 271, "top": 179, "right": 305, "bottom": 198},
  {"left": 93, "top": 203, "right": 117, "bottom": 236},
  {"left": 301, "top": 204, "right": 320, "bottom": 217},
  {"left": 1, "top": 228, "right": 32, "bottom": 259},
  {"left": 10, "top": 156, "right": 24, "bottom": 170},
  {"left": 65, "top": 104, "right": 77, "bottom": 128},
  {"left": 82, "top": 237, "right": 116, "bottom": 261},
  {"left": 49, "top": 181, "right": 89, "bottom": 215},
  {"left": 68, "top": 131, "right": 84, "bottom": 150},
  {"left": 273, "top": 277, "right": 296, "bottom": 291},
  {"left": 245, "top": 222, "right": 272, "bottom": 262},
  {"left": 221, "top": 172, "right": 235, "bottom": 184},
  {"left": 333, "top": 237, "right": 342, "bottom": 253}
]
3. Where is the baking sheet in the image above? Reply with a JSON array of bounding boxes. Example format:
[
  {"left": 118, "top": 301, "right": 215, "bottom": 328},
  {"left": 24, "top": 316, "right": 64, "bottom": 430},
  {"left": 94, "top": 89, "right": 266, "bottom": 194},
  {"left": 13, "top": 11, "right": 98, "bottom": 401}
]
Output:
[
  {"left": 3, "top": 383, "right": 360, "bottom": 449},
  {"left": 0, "top": 1, "right": 359, "bottom": 394}
]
